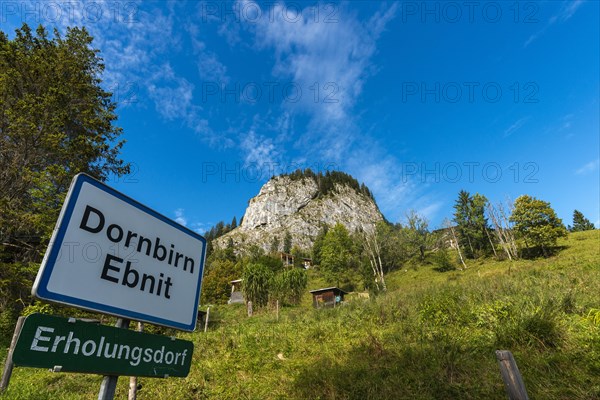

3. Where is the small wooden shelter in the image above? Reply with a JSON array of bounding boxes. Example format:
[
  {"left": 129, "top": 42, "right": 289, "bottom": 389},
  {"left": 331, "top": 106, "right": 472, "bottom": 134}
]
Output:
[
  {"left": 309, "top": 287, "right": 348, "bottom": 308},
  {"left": 280, "top": 252, "right": 313, "bottom": 269},
  {"left": 228, "top": 279, "right": 244, "bottom": 304}
]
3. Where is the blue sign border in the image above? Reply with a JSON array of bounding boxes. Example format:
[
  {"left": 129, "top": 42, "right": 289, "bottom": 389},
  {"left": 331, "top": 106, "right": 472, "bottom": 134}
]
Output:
[{"left": 32, "top": 173, "right": 207, "bottom": 331}]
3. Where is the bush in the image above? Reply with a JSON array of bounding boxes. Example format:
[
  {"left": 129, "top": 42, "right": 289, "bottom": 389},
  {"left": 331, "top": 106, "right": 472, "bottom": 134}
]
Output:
[
  {"left": 273, "top": 268, "right": 308, "bottom": 305},
  {"left": 242, "top": 263, "right": 274, "bottom": 308},
  {"left": 432, "top": 250, "right": 456, "bottom": 272}
]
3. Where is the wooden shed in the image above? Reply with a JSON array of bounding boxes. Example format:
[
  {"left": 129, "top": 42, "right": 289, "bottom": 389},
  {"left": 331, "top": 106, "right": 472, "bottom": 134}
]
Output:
[
  {"left": 280, "top": 252, "right": 313, "bottom": 269},
  {"left": 309, "top": 287, "right": 348, "bottom": 308}
]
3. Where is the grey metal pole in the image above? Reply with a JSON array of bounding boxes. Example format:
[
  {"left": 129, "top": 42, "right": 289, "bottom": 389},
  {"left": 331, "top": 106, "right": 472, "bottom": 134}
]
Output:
[
  {"left": 128, "top": 322, "right": 143, "bottom": 400},
  {"left": 98, "top": 318, "right": 130, "bottom": 400}
]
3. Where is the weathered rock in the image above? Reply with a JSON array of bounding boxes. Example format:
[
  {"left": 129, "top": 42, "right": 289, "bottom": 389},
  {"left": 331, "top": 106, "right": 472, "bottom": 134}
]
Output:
[{"left": 215, "top": 175, "right": 384, "bottom": 252}]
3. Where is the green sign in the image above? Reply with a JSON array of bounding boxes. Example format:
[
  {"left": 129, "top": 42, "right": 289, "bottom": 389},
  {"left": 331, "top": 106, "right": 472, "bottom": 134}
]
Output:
[{"left": 12, "top": 314, "right": 193, "bottom": 378}]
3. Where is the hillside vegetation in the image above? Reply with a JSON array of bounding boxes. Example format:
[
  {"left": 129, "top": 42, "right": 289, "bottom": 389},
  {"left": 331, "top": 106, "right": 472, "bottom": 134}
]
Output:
[{"left": 2, "top": 230, "right": 599, "bottom": 399}]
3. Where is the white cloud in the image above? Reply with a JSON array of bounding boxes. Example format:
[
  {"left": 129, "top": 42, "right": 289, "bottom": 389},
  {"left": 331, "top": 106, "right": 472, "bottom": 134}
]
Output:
[
  {"left": 175, "top": 211, "right": 212, "bottom": 234},
  {"left": 174, "top": 208, "right": 188, "bottom": 226},
  {"left": 344, "top": 139, "right": 438, "bottom": 223},
  {"left": 240, "top": 129, "right": 280, "bottom": 166},
  {"left": 191, "top": 222, "right": 212, "bottom": 234},
  {"left": 575, "top": 159, "right": 600, "bottom": 175},
  {"left": 227, "top": 1, "right": 428, "bottom": 220},
  {"left": 147, "top": 64, "right": 195, "bottom": 120},
  {"left": 248, "top": 1, "right": 397, "bottom": 132},
  {"left": 145, "top": 63, "right": 218, "bottom": 142},
  {"left": 187, "top": 23, "right": 230, "bottom": 84},
  {"left": 20, "top": 1, "right": 223, "bottom": 143},
  {"left": 557, "top": 0, "right": 584, "bottom": 22}
]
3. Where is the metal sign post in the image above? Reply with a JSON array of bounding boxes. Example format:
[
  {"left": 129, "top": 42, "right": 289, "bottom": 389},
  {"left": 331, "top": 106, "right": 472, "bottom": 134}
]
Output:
[
  {"left": 14, "top": 174, "right": 204, "bottom": 396},
  {"left": 98, "top": 318, "right": 130, "bottom": 400}
]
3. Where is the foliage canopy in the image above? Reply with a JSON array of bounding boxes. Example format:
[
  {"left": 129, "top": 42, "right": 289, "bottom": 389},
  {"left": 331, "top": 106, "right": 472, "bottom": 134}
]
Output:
[
  {"left": 0, "top": 23, "right": 129, "bottom": 344},
  {"left": 510, "top": 195, "right": 568, "bottom": 257}
]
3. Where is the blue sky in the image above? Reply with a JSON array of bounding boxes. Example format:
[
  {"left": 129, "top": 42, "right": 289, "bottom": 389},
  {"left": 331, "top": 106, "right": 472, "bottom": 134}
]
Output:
[{"left": 3, "top": 0, "right": 599, "bottom": 232}]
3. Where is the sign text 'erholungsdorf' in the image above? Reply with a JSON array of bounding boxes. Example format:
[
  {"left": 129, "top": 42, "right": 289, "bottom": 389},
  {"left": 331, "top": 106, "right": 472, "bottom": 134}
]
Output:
[{"left": 13, "top": 314, "right": 193, "bottom": 377}]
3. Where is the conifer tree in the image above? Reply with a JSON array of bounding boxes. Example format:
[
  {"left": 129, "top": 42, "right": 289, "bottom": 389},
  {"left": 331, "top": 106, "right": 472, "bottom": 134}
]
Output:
[{"left": 569, "top": 210, "right": 595, "bottom": 232}]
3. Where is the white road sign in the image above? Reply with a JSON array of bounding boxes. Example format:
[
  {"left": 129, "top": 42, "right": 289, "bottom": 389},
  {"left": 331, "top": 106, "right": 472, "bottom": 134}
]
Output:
[{"left": 32, "top": 174, "right": 207, "bottom": 331}]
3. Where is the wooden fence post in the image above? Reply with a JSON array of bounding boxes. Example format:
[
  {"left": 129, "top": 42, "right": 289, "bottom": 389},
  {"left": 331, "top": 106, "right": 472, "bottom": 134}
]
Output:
[
  {"left": 496, "top": 350, "right": 529, "bottom": 400},
  {"left": 204, "top": 307, "right": 210, "bottom": 333},
  {"left": 0, "top": 316, "right": 25, "bottom": 393}
]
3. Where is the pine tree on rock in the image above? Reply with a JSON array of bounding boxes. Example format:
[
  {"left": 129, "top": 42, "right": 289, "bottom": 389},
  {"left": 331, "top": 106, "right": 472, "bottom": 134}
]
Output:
[{"left": 283, "top": 231, "right": 293, "bottom": 254}]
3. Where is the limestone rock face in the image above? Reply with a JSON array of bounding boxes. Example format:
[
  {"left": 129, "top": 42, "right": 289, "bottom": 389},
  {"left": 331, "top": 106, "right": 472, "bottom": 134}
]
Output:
[{"left": 215, "top": 175, "right": 384, "bottom": 252}]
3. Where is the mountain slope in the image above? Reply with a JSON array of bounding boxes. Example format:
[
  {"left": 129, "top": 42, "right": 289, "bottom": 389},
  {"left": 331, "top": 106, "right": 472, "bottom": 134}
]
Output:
[
  {"left": 215, "top": 171, "right": 384, "bottom": 251},
  {"left": 4, "top": 231, "right": 599, "bottom": 399}
]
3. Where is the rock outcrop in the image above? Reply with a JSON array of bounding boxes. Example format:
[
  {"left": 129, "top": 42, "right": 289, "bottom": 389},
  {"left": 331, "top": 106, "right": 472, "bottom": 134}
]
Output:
[{"left": 215, "top": 173, "right": 384, "bottom": 252}]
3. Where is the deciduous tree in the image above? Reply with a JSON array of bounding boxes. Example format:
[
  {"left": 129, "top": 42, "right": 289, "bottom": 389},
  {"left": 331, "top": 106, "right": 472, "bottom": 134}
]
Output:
[
  {"left": 320, "top": 223, "right": 355, "bottom": 287},
  {"left": 403, "top": 210, "right": 434, "bottom": 261},
  {"left": 510, "top": 195, "right": 567, "bottom": 257}
]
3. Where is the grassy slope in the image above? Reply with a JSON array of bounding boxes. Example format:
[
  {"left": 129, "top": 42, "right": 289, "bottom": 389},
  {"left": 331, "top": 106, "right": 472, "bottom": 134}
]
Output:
[{"left": 2, "top": 230, "right": 599, "bottom": 399}]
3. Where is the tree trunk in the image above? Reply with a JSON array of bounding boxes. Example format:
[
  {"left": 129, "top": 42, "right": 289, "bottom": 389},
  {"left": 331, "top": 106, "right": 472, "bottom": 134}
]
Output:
[
  {"left": 447, "top": 222, "right": 467, "bottom": 270},
  {"left": 485, "top": 227, "right": 498, "bottom": 258}
]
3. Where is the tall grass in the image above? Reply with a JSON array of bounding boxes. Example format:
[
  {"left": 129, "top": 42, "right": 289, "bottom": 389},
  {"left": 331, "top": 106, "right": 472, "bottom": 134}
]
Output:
[{"left": 2, "top": 230, "right": 599, "bottom": 399}]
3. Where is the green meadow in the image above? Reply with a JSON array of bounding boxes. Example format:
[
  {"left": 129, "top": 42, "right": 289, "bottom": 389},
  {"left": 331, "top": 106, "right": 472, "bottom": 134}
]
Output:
[{"left": 2, "top": 230, "right": 599, "bottom": 399}]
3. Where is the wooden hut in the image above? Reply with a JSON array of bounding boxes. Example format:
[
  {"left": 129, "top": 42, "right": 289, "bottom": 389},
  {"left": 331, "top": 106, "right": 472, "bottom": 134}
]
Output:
[
  {"left": 280, "top": 252, "right": 313, "bottom": 269},
  {"left": 280, "top": 252, "right": 294, "bottom": 266},
  {"left": 309, "top": 287, "right": 348, "bottom": 308}
]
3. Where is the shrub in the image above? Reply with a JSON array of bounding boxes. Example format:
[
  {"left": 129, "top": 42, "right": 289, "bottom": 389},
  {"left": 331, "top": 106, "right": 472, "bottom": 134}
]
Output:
[
  {"left": 242, "top": 263, "right": 273, "bottom": 308},
  {"left": 432, "top": 250, "right": 456, "bottom": 272}
]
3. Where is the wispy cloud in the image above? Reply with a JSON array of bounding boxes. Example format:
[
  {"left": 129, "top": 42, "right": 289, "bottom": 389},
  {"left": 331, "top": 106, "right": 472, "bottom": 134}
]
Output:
[
  {"left": 187, "top": 23, "right": 230, "bottom": 84},
  {"left": 174, "top": 208, "right": 188, "bottom": 226},
  {"left": 18, "top": 1, "right": 224, "bottom": 143},
  {"left": 146, "top": 63, "right": 218, "bottom": 142},
  {"left": 250, "top": 1, "right": 397, "bottom": 132},
  {"left": 524, "top": 0, "right": 584, "bottom": 47},
  {"left": 575, "top": 159, "right": 600, "bottom": 175},
  {"left": 175, "top": 210, "right": 212, "bottom": 234},
  {"left": 222, "top": 1, "right": 429, "bottom": 221},
  {"left": 345, "top": 139, "right": 439, "bottom": 223},
  {"left": 240, "top": 129, "right": 280, "bottom": 166},
  {"left": 503, "top": 117, "right": 529, "bottom": 138},
  {"left": 147, "top": 64, "right": 195, "bottom": 120},
  {"left": 190, "top": 222, "right": 213, "bottom": 235}
]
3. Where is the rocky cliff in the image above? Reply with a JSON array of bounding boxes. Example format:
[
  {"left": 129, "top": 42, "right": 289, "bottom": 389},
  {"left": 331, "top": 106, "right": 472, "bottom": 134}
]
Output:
[{"left": 215, "top": 172, "right": 384, "bottom": 252}]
